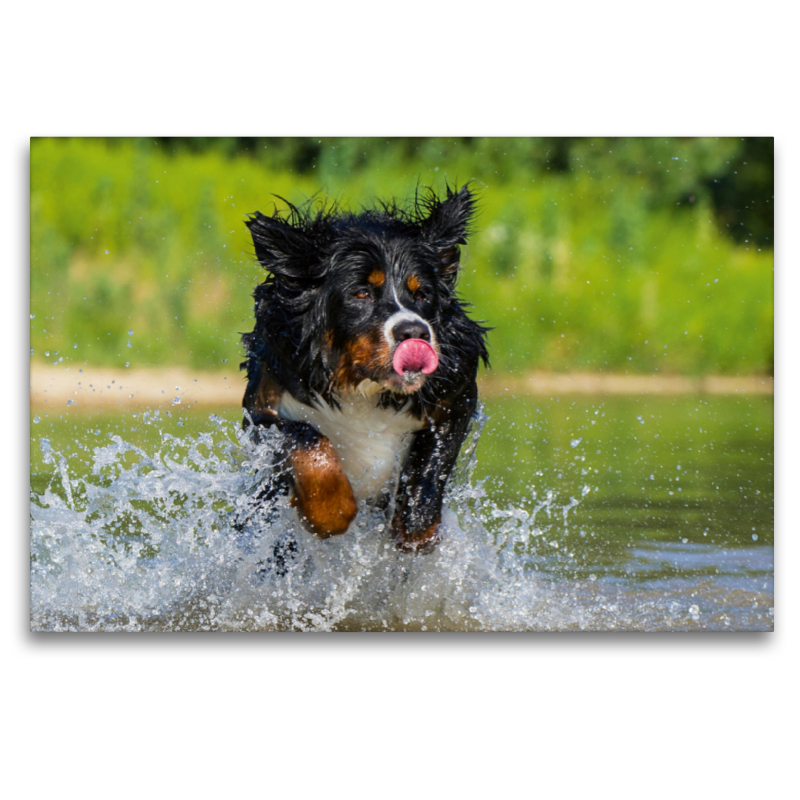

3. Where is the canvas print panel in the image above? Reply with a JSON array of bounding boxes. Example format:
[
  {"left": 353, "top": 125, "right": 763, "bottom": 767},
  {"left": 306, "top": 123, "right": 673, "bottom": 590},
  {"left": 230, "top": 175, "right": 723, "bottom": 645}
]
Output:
[{"left": 30, "top": 137, "right": 774, "bottom": 631}]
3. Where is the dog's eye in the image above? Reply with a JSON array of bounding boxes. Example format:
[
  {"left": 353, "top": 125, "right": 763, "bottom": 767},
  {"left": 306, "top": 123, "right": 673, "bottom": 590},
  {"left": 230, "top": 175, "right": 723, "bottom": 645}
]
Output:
[
  {"left": 414, "top": 290, "right": 426, "bottom": 303},
  {"left": 353, "top": 289, "right": 370, "bottom": 300}
]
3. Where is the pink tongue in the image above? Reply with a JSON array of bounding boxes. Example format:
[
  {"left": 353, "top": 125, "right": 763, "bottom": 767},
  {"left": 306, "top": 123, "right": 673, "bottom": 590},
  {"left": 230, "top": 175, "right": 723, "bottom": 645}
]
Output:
[{"left": 393, "top": 339, "right": 439, "bottom": 375}]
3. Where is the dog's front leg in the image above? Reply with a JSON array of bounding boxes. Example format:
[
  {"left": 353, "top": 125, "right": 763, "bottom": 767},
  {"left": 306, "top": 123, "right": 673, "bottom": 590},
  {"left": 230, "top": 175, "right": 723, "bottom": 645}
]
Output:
[
  {"left": 251, "top": 412, "right": 358, "bottom": 538},
  {"left": 390, "top": 381, "right": 479, "bottom": 552}
]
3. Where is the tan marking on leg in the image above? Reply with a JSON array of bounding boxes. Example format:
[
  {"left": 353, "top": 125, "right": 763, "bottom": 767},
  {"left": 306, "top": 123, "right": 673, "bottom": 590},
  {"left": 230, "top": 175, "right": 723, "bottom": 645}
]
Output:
[
  {"left": 290, "top": 437, "right": 358, "bottom": 537},
  {"left": 391, "top": 514, "right": 441, "bottom": 553}
]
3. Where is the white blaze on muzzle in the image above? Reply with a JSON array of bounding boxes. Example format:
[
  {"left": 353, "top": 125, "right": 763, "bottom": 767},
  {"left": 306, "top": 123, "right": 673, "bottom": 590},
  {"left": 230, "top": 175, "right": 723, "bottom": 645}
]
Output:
[
  {"left": 382, "top": 265, "right": 438, "bottom": 366},
  {"left": 383, "top": 309, "right": 434, "bottom": 349}
]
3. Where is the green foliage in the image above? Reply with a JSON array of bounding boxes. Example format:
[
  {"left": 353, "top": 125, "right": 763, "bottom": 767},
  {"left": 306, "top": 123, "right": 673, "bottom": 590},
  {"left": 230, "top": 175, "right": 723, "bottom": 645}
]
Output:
[{"left": 30, "top": 137, "right": 773, "bottom": 375}]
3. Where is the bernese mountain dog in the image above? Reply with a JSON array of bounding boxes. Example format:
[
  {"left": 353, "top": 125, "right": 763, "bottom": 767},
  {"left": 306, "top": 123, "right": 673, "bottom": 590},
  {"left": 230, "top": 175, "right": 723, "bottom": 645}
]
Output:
[{"left": 240, "top": 184, "right": 489, "bottom": 556}]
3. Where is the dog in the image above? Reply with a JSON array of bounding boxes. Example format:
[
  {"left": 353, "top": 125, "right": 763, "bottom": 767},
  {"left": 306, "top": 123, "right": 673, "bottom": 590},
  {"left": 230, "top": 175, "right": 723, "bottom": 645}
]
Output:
[{"left": 240, "top": 184, "right": 489, "bottom": 554}]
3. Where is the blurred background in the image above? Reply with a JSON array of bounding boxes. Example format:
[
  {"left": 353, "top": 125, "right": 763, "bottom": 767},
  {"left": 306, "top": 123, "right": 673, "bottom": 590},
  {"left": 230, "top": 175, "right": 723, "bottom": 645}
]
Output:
[{"left": 30, "top": 136, "right": 773, "bottom": 377}]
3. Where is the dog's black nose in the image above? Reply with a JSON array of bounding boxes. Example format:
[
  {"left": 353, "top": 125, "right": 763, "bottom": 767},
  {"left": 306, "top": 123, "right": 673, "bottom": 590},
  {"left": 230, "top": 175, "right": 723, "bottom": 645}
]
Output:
[{"left": 393, "top": 319, "right": 430, "bottom": 342}]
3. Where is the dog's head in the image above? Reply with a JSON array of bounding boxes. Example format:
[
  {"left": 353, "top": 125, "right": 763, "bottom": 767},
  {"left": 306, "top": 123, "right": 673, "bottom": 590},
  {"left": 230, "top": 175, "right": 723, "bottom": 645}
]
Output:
[{"left": 246, "top": 185, "right": 479, "bottom": 399}]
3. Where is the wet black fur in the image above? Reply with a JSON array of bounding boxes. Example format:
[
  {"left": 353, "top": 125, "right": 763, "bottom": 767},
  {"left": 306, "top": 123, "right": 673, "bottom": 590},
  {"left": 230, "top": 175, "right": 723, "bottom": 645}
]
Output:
[{"left": 240, "top": 184, "right": 489, "bottom": 552}]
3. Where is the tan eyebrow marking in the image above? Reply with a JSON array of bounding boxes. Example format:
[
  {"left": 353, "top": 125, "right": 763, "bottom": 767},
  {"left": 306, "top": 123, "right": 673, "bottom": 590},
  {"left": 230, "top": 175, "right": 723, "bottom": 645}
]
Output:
[
  {"left": 407, "top": 274, "right": 421, "bottom": 293},
  {"left": 368, "top": 269, "right": 385, "bottom": 287}
]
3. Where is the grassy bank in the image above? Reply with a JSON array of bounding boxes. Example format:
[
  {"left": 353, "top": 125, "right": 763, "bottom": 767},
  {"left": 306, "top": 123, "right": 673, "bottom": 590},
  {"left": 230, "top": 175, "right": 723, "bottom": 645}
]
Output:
[{"left": 30, "top": 137, "right": 773, "bottom": 375}]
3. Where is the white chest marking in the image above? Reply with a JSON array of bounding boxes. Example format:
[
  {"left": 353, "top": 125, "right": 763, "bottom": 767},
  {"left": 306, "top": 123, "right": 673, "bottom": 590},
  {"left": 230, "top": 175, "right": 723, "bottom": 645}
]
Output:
[{"left": 279, "top": 392, "right": 425, "bottom": 501}]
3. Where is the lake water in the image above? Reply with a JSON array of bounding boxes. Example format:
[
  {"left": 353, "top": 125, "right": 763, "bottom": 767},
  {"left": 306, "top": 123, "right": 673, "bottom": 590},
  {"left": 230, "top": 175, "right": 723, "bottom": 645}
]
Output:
[{"left": 29, "top": 393, "right": 773, "bottom": 631}]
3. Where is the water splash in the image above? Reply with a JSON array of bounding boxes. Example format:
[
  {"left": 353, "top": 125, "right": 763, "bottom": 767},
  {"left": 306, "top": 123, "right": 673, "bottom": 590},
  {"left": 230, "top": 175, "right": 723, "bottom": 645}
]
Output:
[{"left": 29, "top": 410, "right": 771, "bottom": 632}]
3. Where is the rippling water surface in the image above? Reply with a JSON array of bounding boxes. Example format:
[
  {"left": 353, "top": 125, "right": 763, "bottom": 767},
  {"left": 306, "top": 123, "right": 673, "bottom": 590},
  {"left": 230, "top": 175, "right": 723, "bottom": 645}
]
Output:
[{"left": 29, "top": 394, "right": 773, "bottom": 631}]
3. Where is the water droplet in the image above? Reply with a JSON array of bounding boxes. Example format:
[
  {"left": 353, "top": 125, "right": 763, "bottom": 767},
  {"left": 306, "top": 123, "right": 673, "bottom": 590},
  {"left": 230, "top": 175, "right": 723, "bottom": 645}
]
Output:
[
  {"left": 570, "top": 438, "right": 582, "bottom": 448},
  {"left": 33, "top": 416, "right": 40, "bottom": 424}
]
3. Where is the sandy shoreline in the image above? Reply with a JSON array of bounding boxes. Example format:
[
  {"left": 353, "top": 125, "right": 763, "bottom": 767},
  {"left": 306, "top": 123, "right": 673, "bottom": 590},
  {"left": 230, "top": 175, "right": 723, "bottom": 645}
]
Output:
[{"left": 29, "top": 363, "right": 773, "bottom": 410}]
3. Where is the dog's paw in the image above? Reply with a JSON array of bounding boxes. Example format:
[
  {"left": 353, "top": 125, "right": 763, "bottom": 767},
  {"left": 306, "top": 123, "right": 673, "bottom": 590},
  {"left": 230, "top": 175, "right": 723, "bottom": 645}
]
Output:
[
  {"left": 290, "top": 437, "right": 358, "bottom": 537},
  {"left": 391, "top": 515, "right": 441, "bottom": 554},
  {"left": 254, "top": 534, "right": 300, "bottom": 579}
]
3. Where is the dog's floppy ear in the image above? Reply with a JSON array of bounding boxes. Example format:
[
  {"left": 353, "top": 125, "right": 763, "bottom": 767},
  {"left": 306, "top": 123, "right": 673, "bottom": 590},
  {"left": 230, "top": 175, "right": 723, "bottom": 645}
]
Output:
[
  {"left": 420, "top": 184, "right": 475, "bottom": 283},
  {"left": 246, "top": 211, "right": 319, "bottom": 285}
]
